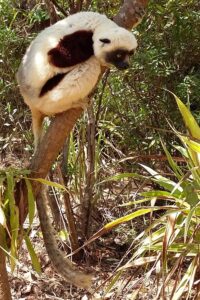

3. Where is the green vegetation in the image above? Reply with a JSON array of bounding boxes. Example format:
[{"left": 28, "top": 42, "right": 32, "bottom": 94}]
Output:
[
  {"left": 1, "top": 1, "right": 200, "bottom": 154},
  {"left": 103, "top": 96, "right": 200, "bottom": 299},
  {"left": 0, "top": 0, "right": 200, "bottom": 299}
]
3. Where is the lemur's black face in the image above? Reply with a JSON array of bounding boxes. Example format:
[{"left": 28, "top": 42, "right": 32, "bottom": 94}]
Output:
[{"left": 105, "top": 48, "right": 135, "bottom": 70}]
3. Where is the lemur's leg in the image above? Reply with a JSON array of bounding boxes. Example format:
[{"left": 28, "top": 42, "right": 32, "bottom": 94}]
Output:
[{"left": 31, "top": 108, "right": 45, "bottom": 150}]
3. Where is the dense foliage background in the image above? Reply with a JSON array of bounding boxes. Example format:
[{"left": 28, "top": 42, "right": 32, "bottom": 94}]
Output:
[{"left": 1, "top": 0, "right": 199, "bottom": 157}]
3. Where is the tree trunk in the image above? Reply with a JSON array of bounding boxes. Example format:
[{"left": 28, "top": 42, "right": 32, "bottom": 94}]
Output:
[
  {"left": 0, "top": 226, "right": 12, "bottom": 300},
  {"left": 81, "top": 106, "right": 96, "bottom": 238}
]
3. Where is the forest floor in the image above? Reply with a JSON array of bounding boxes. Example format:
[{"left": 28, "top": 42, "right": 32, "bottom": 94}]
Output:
[
  {"left": 9, "top": 225, "right": 158, "bottom": 300},
  {"left": 2, "top": 152, "right": 159, "bottom": 299}
]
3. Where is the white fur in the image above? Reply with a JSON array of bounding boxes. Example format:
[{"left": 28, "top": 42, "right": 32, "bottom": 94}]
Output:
[
  {"left": 33, "top": 56, "right": 101, "bottom": 115},
  {"left": 16, "top": 12, "right": 137, "bottom": 147}
]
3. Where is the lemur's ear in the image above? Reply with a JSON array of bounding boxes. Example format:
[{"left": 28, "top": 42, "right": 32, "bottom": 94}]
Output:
[{"left": 99, "top": 38, "right": 111, "bottom": 44}]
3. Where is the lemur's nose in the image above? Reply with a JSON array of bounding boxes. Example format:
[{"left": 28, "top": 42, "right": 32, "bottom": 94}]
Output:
[{"left": 116, "top": 61, "right": 130, "bottom": 70}]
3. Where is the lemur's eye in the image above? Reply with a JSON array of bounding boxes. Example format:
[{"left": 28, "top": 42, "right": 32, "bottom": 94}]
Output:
[
  {"left": 116, "top": 53, "right": 122, "bottom": 58},
  {"left": 99, "top": 38, "right": 111, "bottom": 44}
]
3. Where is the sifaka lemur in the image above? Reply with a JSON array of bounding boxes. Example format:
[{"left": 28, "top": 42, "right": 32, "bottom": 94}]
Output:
[{"left": 17, "top": 11, "right": 137, "bottom": 289}]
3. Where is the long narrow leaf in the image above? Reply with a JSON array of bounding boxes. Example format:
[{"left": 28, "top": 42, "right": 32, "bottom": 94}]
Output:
[
  {"left": 24, "top": 235, "right": 41, "bottom": 274},
  {"left": 140, "top": 164, "right": 183, "bottom": 194},
  {"left": 161, "top": 141, "right": 183, "bottom": 179},
  {"left": 104, "top": 208, "right": 161, "bottom": 230},
  {"left": 25, "top": 179, "right": 35, "bottom": 227},
  {"left": 172, "top": 258, "right": 197, "bottom": 300},
  {"left": 173, "top": 93, "right": 200, "bottom": 139}
]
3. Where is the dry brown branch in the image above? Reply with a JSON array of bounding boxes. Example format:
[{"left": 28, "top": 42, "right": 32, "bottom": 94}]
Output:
[{"left": 45, "top": 0, "right": 58, "bottom": 24}]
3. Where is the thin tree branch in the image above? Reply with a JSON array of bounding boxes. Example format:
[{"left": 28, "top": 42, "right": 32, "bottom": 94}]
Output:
[
  {"left": 45, "top": 0, "right": 58, "bottom": 24},
  {"left": 113, "top": 0, "right": 148, "bottom": 29}
]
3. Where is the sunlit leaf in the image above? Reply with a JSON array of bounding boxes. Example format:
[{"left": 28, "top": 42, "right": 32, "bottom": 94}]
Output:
[
  {"left": 181, "top": 136, "right": 200, "bottom": 154},
  {"left": 58, "top": 230, "right": 69, "bottom": 241},
  {"left": 141, "top": 190, "right": 179, "bottom": 199},
  {"left": 29, "top": 178, "right": 66, "bottom": 190},
  {"left": 0, "top": 207, "right": 6, "bottom": 227},
  {"left": 104, "top": 208, "right": 161, "bottom": 230},
  {"left": 173, "top": 93, "right": 200, "bottom": 139},
  {"left": 172, "top": 258, "right": 197, "bottom": 300},
  {"left": 173, "top": 145, "right": 188, "bottom": 158},
  {"left": 140, "top": 164, "right": 183, "bottom": 194},
  {"left": 118, "top": 256, "right": 157, "bottom": 270}
]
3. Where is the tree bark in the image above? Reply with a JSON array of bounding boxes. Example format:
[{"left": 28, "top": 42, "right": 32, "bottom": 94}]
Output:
[
  {"left": 113, "top": 0, "right": 148, "bottom": 29},
  {"left": 16, "top": 108, "right": 84, "bottom": 227},
  {"left": 81, "top": 106, "right": 96, "bottom": 238},
  {"left": 0, "top": 226, "right": 12, "bottom": 300},
  {"left": 45, "top": 0, "right": 58, "bottom": 24}
]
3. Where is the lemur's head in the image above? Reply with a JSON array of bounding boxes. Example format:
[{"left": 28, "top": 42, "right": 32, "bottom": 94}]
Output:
[{"left": 93, "top": 26, "right": 137, "bottom": 70}]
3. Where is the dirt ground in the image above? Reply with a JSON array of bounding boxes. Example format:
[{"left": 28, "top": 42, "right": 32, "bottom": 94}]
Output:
[{"left": 9, "top": 218, "right": 158, "bottom": 300}]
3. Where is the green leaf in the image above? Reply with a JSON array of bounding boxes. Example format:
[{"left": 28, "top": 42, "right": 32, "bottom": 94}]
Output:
[
  {"left": 146, "top": 243, "right": 199, "bottom": 255},
  {"left": 24, "top": 234, "right": 41, "bottom": 274},
  {"left": 161, "top": 141, "right": 183, "bottom": 179},
  {"left": 132, "top": 227, "right": 166, "bottom": 261},
  {"left": 140, "top": 164, "right": 182, "bottom": 194},
  {"left": 173, "top": 145, "right": 188, "bottom": 158},
  {"left": 25, "top": 179, "right": 35, "bottom": 227},
  {"left": 30, "top": 178, "right": 66, "bottom": 190},
  {"left": 173, "top": 93, "right": 200, "bottom": 139},
  {"left": 184, "top": 206, "right": 196, "bottom": 243},
  {"left": 58, "top": 230, "right": 69, "bottom": 241},
  {"left": 141, "top": 190, "right": 179, "bottom": 199},
  {"left": 104, "top": 208, "right": 160, "bottom": 230},
  {"left": 184, "top": 183, "right": 199, "bottom": 207},
  {"left": 105, "top": 271, "right": 123, "bottom": 294},
  {"left": 181, "top": 136, "right": 200, "bottom": 154},
  {"left": 100, "top": 172, "right": 145, "bottom": 184}
]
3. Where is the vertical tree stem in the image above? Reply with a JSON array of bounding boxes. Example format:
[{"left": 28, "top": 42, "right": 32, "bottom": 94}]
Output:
[{"left": 0, "top": 226, "right": 12, "bottom": 300}]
